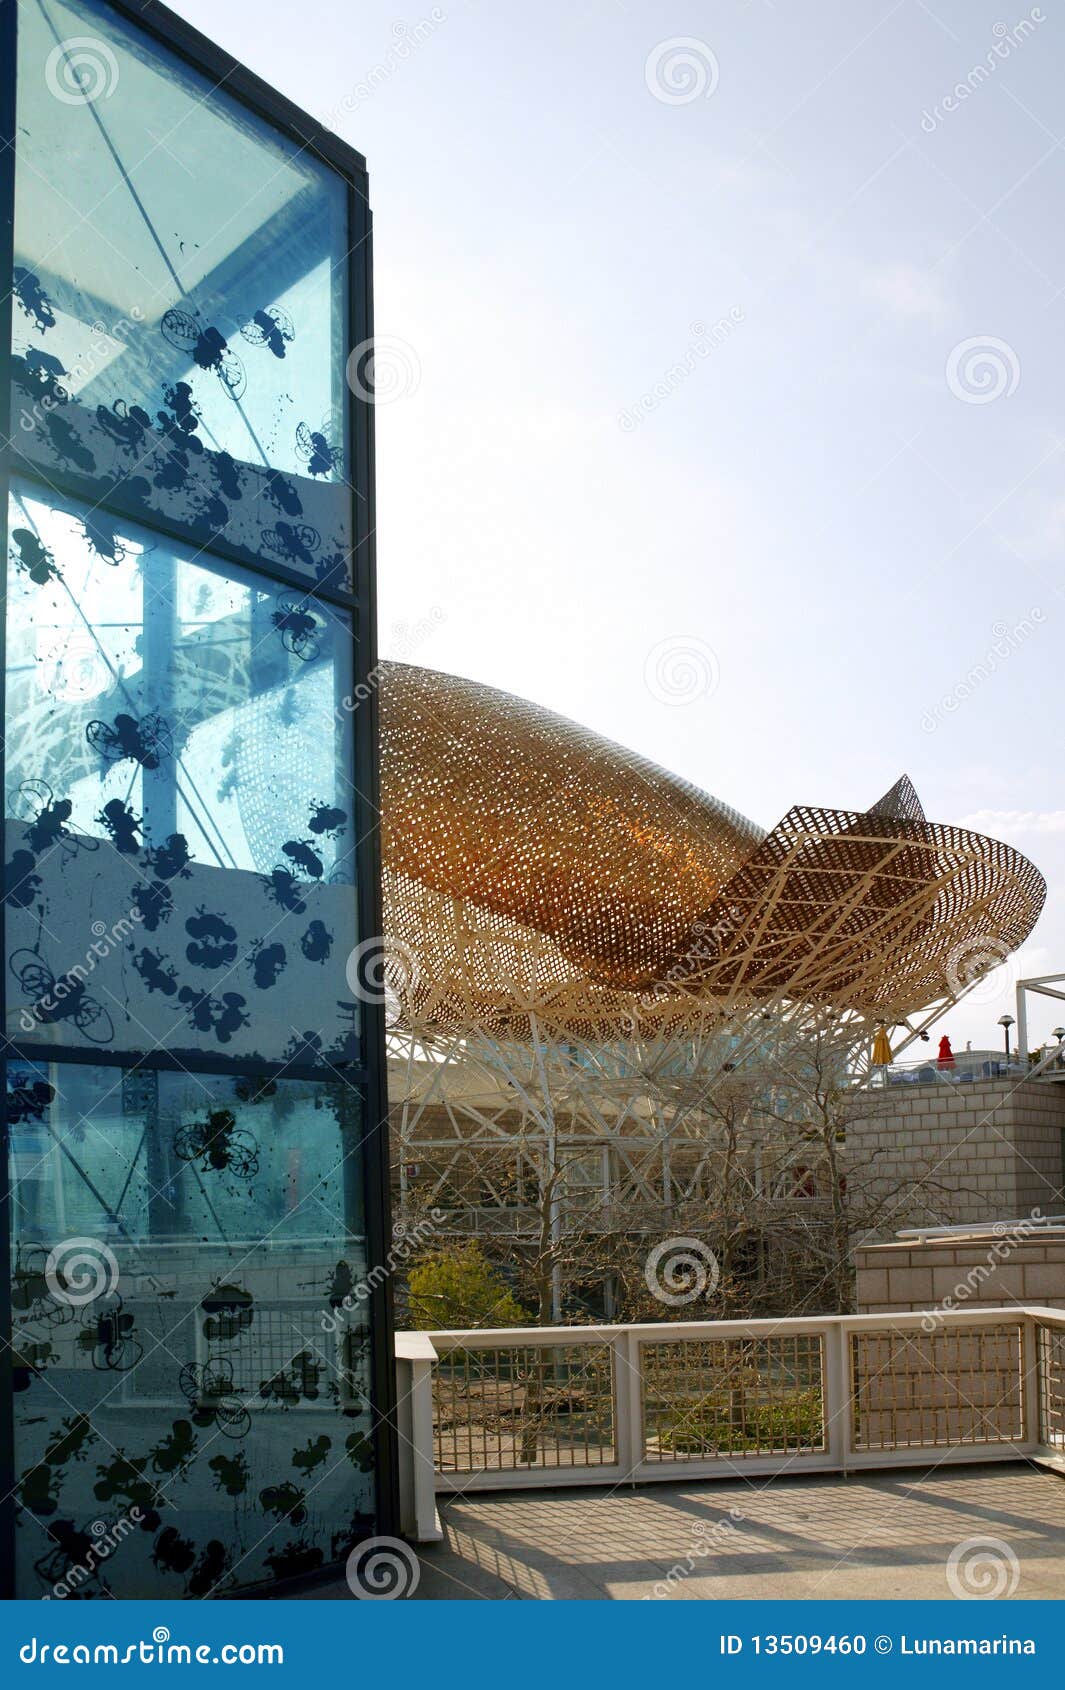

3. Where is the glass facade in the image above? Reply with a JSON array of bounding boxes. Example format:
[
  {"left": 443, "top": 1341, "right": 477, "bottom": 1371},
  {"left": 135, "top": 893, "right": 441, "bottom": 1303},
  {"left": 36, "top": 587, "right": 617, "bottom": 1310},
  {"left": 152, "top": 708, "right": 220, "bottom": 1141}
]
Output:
[
  {"left": 11, "top": 0, "right": 354, "bottom": 588},
  {"left": 2, "top": 0, "right": 390, "bottom": 1597},
  {"left": 11, "top": 1064, "right": 374, "bottom": 1598}
]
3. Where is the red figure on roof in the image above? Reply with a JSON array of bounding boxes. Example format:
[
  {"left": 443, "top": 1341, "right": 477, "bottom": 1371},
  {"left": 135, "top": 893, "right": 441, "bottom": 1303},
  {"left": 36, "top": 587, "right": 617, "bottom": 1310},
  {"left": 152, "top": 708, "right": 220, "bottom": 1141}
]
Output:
[{"left": 937, "top": 1034, "right": 955, "bottom": 1069}]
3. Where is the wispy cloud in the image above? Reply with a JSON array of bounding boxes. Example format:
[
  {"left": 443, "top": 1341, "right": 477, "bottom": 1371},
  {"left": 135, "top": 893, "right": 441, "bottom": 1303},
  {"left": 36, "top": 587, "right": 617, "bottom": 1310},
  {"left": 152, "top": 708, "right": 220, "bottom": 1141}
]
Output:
[
  {"left": 960, "top": 809, "right": 1065, "bottom": 835},
  {"left": 862, "top": 262, "right": 951, "bottom": 325}
]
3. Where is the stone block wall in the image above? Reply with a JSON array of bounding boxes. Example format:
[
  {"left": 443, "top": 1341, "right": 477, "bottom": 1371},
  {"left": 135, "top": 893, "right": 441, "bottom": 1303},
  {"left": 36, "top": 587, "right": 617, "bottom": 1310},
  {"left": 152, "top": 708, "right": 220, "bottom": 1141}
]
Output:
[
  {"left": 854, "top": 1231, "right": 1065, "bottom": 1313},
  {"left": 845, "top": 1079, "right": 1065, "bottom": 1234}
]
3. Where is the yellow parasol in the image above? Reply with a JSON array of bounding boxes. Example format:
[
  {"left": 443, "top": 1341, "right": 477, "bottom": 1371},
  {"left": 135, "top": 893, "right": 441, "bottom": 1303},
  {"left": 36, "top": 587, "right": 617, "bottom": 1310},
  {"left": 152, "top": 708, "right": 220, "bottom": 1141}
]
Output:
[{"left": 871, "top": 1025, "right": 893, "bottom": 1066}]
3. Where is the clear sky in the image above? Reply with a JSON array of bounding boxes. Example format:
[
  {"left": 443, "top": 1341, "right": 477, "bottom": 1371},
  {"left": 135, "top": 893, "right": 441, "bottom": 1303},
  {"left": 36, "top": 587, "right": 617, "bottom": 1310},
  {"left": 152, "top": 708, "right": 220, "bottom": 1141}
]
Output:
[{"left": 170, "top": 0, "right": 1064, "bottom": 1052}]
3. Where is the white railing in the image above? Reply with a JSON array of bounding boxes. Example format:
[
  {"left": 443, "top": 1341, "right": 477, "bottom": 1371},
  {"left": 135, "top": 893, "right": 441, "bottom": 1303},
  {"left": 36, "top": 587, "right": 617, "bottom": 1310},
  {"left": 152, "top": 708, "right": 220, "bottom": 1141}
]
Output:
[
  {"left": 395, "top": 1308, "right": 1065, "bottom": 1542},
  {"left": 874, "top": 1056, "right": 1022, "bottom": 1086}
]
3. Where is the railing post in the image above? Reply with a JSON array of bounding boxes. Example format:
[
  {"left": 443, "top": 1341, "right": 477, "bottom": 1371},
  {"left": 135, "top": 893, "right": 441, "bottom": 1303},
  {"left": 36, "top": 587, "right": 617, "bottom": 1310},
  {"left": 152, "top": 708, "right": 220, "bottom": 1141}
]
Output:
[
  {"left": 1022, "top": 1314, "right": 1042, "bottom": 1452},
  {"left": 395, "top": 1334, "right": 443, "bottom": 1542},
  {"left": 823, "top": 1321, "right": 851, "bottom": 1473},
  {"left": 614, "top": 1330, "right": 643, "bottom": 1480}
]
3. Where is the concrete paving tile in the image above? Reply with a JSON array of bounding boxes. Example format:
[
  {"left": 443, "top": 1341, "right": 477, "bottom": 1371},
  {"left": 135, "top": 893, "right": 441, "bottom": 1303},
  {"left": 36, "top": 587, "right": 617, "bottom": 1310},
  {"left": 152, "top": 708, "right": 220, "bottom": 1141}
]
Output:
[{"left": 299, "top": 1464, "right": 1065, "bottom": 1601}]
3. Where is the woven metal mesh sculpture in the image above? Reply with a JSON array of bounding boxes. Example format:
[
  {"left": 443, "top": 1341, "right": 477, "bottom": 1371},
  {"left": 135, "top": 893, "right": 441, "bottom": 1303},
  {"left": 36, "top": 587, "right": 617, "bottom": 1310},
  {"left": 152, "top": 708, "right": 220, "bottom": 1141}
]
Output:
[
  {"left": 380, "top": 665, "right": 1047, "bottom": 1300},
  {"left": 379, "top": 662, "right": 1045, "bottom": 1041}
]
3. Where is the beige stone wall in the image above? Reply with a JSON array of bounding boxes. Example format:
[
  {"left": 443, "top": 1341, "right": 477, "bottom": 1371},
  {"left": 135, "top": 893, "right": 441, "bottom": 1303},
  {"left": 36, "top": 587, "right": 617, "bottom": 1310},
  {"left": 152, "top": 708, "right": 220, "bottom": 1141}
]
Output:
[
  {"left": 845, "top": 1079, "right": 1065, "bottom": 1234},
  {"left": 854, "top": 1232, "right": 1065, "bottom": 1314}
]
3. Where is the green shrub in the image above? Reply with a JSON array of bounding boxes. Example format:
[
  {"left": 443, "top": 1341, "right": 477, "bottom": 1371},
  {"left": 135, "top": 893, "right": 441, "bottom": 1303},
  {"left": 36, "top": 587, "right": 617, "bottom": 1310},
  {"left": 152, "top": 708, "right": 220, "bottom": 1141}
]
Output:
[
  {"left": 407, "top": 1242, "right": 529, "bottom": 1330},
  {"left": 658, "top": 1386, "right": 823, "bottom": 1453}
]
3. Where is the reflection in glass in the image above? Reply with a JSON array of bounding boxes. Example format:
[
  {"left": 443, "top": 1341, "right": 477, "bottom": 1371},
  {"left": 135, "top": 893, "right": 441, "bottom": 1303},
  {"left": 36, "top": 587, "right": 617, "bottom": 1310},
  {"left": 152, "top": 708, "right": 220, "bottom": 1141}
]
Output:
[
  {"left": 13, "top": 0, "right": 349, "bottom": 484},
  {"left": 11, "top": 0, "right": 353, "bottom": 585},
  {"left": 5, "top": 482, "right": 360, "bottom": 1067},
  {"left": 5, "top": 0, "right": 380, "bottom": 1595},
  {"left": 10, "top": 1062, "right": 374, "bottom": 1597}
]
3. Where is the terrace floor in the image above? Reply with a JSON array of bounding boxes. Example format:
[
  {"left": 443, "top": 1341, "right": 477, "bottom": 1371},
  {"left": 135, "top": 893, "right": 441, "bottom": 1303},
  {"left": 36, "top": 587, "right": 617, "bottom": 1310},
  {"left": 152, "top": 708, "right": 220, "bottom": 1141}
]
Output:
[{"left": 308, "top": 1462, "right": 1065, "bottom": 1600}]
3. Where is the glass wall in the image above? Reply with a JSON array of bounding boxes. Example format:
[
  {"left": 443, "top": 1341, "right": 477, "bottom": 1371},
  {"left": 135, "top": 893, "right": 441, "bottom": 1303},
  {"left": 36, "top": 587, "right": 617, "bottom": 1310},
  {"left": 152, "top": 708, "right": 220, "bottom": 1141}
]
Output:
[
  {"left": 11, "top": 1064, "right": 374, "bottom": 1598},
  {"left": 5, "top": 480, "right": 359, "bottom": 1069},
  {"left": 3, "top": 0, "right": 386, "bottom": 1597},
  {"left": 10, "top": 0, "right": 353, "bottom": 587}
]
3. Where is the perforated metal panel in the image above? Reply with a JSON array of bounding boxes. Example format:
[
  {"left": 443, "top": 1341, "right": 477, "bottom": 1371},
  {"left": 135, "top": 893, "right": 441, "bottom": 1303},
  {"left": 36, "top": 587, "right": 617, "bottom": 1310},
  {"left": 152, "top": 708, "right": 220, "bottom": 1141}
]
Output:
[{"left": 379, "top": 663, "right": 1045, "bottom": 1037}]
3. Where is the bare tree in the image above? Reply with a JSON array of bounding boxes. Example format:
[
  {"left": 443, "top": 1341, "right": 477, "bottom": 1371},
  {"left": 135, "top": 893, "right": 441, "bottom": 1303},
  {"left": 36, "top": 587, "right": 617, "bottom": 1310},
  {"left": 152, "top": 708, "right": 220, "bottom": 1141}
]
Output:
[{"left": 390, "top": 1016, "right": 972, "bottom": 1325}]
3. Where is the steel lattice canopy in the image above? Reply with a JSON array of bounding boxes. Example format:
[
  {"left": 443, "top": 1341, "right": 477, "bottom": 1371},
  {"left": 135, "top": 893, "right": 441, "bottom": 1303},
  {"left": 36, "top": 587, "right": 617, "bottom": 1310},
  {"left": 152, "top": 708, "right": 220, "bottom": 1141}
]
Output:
[{"left": 379, "top": 663, "right": 1045, "bottom": 1036}]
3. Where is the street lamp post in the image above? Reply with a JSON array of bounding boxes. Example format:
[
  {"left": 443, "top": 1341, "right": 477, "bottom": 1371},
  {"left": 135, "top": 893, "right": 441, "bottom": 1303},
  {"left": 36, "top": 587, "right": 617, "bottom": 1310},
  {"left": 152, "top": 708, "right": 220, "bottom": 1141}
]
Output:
[{"left": 998, "top": 1013, "right": 1015, "bottom": 1063}]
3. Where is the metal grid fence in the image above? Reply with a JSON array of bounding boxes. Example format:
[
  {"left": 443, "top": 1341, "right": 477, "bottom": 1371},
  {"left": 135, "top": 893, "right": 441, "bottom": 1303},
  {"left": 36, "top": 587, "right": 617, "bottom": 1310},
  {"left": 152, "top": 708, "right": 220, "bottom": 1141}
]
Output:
[
  {"left": 400, "top": 1311, "right": 1061, "bottom": 1523},
  {"left": 432, "top": 1343, "right": 616, "bottom": 1473},
  {"left": 1036, "top": 1322, "right": 1065, "bottom": 1450},
  {"left": 850, "top": 1323, "right": 1024, "bottom": 1451},
  {"left": 639, "top": 1332, "right": 825, "bottom": 1462}
]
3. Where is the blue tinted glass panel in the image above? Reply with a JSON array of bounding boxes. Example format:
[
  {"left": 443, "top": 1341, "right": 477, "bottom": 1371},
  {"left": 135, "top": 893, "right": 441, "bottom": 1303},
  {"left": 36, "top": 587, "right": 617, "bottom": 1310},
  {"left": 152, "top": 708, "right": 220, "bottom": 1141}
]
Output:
[
  {"left": 11, "top": 0, "right": 352, "bottom": 587},
  {"left": 10, "top": 1061, "right": 374, "bottom": 1597},
  {"left": 5, "top": 481, "right": 360, "bottom": 1067}
]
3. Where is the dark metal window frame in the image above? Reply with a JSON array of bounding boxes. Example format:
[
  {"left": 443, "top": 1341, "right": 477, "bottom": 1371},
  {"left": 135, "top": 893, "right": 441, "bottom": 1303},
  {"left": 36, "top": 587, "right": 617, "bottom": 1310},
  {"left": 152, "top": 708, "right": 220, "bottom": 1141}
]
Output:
[{"left": 0, "top": 0, "right": 398, "bottom": 1595}]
